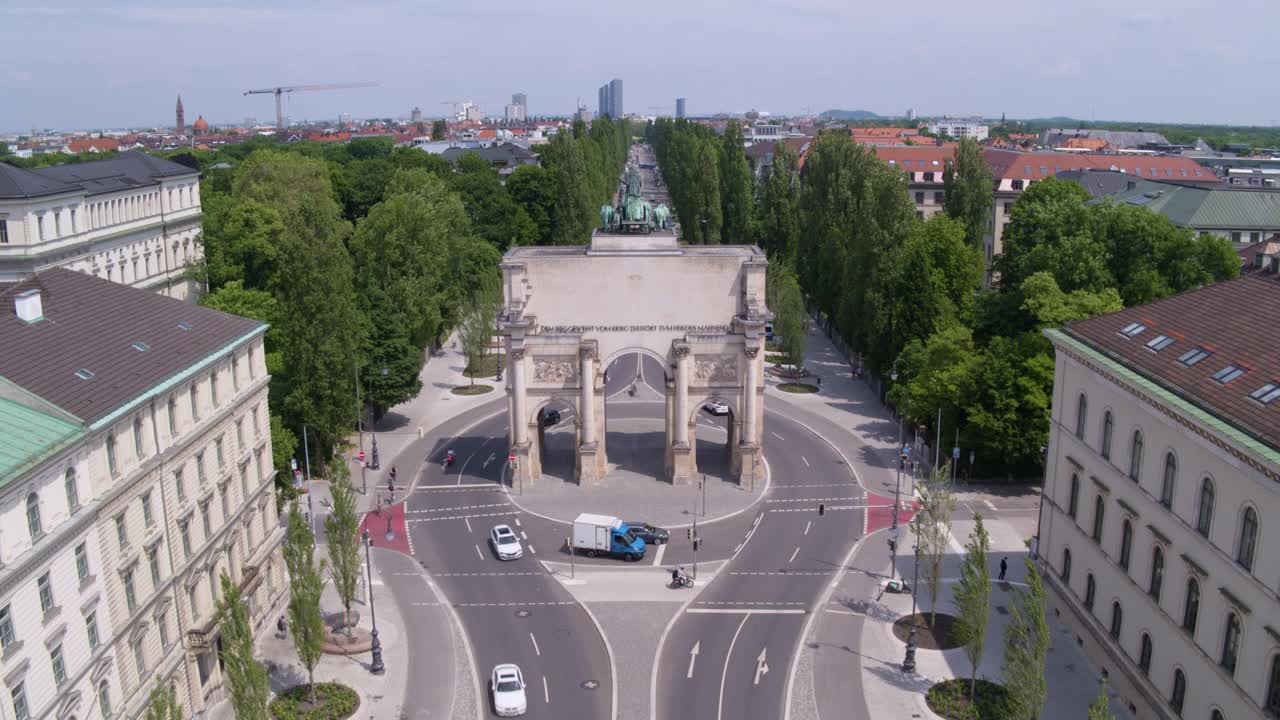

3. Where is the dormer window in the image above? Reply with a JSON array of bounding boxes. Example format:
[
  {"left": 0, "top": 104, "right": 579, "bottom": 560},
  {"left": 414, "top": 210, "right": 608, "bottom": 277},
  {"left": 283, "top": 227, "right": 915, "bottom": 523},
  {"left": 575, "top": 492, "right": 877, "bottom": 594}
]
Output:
[
  {"left": 1211, "top": 365, "right": 1246, "bottom": 384},
  {"left": 1255, "top": 254, "right": 1265, "bottom": 268},
  {"left": 1119, "top": 322, "right": 1147, "bottom": 338},
  {"left": 1145, "top": 335, "right": 1174, "bottom": 351}
]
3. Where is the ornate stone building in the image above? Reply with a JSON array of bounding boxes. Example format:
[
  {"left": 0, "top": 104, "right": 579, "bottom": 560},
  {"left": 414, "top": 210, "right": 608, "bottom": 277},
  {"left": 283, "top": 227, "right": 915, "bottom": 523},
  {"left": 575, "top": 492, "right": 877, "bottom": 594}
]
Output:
[
  {"left": 1040, "top": 274, "right": 1280, "bottom": 720},
  {"left": 0, "top": 151, "right": 203, "bottom": 300},
  {"left": 0, "top": 269, "right": 285, "bottom": 719}
]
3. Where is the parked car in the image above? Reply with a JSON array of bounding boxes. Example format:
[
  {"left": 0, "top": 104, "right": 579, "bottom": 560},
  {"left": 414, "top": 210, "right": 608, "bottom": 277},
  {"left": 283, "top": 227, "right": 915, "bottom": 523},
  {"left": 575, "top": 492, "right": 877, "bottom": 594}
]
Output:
[
  {"left": 541, "top": 409, "right": 562, "bottom": 427},
  {"left": 703, "top": 401, "right": 729, "bottom": 416},
  {"left": 625, "top": 521, "right": 669, "bottom": 545},
  {"left": 491, "top": 664, "right": 527, "bottom": 717},
  {"left": 490, "top": 524, "right": 523, "bottom": 560}
]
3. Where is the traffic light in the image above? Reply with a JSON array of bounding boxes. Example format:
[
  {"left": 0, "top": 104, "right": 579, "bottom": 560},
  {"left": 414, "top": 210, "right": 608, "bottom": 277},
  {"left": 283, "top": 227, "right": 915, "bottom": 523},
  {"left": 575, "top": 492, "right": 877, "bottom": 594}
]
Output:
[
  {"left": 687, "top": 528, "right": 693, "bottom": 540},
  {"left": 818, "top": 503, "right": 825, "bottom": 516},
  {"left": 693, "top": 537, "right": 701, "bottom": 551},
  {"left": 888, "top": 538, "right": 897, "bottom": 552}
]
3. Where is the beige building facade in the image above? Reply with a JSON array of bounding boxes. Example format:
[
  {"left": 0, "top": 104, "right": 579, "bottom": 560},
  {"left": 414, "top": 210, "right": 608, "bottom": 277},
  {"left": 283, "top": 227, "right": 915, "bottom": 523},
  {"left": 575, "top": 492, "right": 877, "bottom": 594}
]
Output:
[{"left": 1039, "top": 276, "right": 1280, "bottom": 720}]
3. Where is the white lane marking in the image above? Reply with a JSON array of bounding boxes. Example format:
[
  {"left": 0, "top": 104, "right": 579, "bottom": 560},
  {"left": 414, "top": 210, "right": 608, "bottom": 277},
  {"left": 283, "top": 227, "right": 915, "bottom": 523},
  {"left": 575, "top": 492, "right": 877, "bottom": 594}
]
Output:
[
  {"left": 766, "top": 497, "right": 867, "bottom": 503},
  {"left": 984, "top": 500, "right": 998, "bottom": 511},
  {"left": 696, "top": 601, "right": 806, "bottom": 606},
  {"left": 407, "top": 511, "right": 518, "bottom": 523},
  {"left": 520, "top": 531, "right": 528, "bottom": 540},
  {"left": 788, "top": 547, "right": 800, "bottom": 564},
  {"left": 514, "top": 517, "right": 522, "bottom": 527},
  {"left": 754, "top": 647, "right": 769, "bottom": 686},
  {"left": 456, "top": 451, "right": 476, "bottom": 485},
  {"left": 454, "top": 601, "right": 577, "bottom": 607},
  {"left": 474, "top": 544, "right": 484, "bottom": 560},
  {"left": 687, "top": 608, "right": 806, "bottom": 615},
  {"left": 542, "top": 675, "right": 550, "bottom": 704},
  {"left": 803, "top": 521, "right": 811, "bottom": 536},
  {"left": 434, "top": 572, "right": 542, "bottom": 577},
  {"left": 528, "top": 545, "right": 536, "bottom": 555},
  {"left": 416, "top": 483, "right": 500, "bottom": 491},
  {"left": 405, "top": 502, "right": 511, "bottom": 514},
  {"left": 687, "top": 640, "right": 700, "bottom": 679},
  {"left": 801, "top": 455, "right": 810, "bottom": 467},
  {"left": 652, "top": 542, "right": 667, "bottom": 567},
  {"left": 771, "top": 431, "right": 785, "bottom": 441},
  {"left": 464, "top": 517, "right": 472, "bottom": 533},
  {"left": 530, "top": 632, "right": 541, "bottom": 656},
  {"left": 718, "top": 614, "right": 752, "bottom": 720},
  {"left": 823, "top": 608, "right": 862, "bottom": 616}
]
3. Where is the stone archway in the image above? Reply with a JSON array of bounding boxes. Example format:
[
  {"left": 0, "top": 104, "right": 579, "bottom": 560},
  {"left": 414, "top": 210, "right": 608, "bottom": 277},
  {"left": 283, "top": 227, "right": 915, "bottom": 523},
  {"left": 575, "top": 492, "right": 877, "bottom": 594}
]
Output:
[{"left": 500, "top": 231, "right": 770, "bottom": 486}]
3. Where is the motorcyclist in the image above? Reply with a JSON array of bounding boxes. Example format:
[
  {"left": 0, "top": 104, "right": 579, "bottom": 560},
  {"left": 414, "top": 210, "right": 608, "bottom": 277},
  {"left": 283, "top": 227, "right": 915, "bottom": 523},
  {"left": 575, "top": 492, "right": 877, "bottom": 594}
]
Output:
[{"left": 445, "top": 449, "right": 456, "bottom": 467}]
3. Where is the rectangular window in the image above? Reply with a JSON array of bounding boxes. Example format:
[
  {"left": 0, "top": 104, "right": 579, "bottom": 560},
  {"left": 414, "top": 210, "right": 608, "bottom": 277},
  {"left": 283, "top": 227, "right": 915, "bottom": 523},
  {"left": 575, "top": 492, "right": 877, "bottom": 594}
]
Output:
[
  {"left": 148, "top": 547, "right": 161, "bottom": 587},
  {"left": 1212, "top": 365, "right": 1246, "bottom": 384},
  {"left": 158, "top": 611, "right": 170, "bottom": 649},
  {"left": 215, "top": 438, "right": 225, "bottom": 468},
  {"left": 168, "top": 397, "right": 178, "bottom": 437},
  {"left": 142, "top": 492, "right": 154, "bottom": 527},
  {"left": 200, "top": 503, "right": 212, "bottom": 537},
  {"left": 133, "top": 638, "right": 146, "bottom": 676},
  {"left": 210, "top": 371, "right": 219, "bottom": 408},
  {"left": 236, "top": 419, "right": 245, "bottom": 450},
  {"left": 1231, "top": 231, "right": 1242, "bottom": 243},
  {"left": 0, "top": 606, "right": 15, "bottom": 649},
  {"left": 75, "top": 543, "right": 90, "bottom": 583},
  {"left": 50, "top": 644, "right": 66, "bottom": 686},
  {"left": 180, "top": 521, "right": 192, "bottom": 558},
  {"left": 915, "top": 191, "right": 925, "bottom": 204},
  {"left": 196, "top": 452, "right": 206, "bottom": 485},
  {"left": 175, "top": 468, "right": 186, "bottom": 502},
  {"left": 232, "top": 356, "right": 241, "bottom": 391},
  {"left": 38, "top": 572, "right": 53, "bottom": 613},
  {"left": 0, "top": 219, "right": 8, "bottom": 245},
  {"left": 253, "top": 407, "right": 262, "bottom": 437},
  {"left": 189, "top": 385, "right": 199, "bottom": 422},
  {"left": 188, "top": 585, "right": 199, "bottom": 621},
  {"left": 1119, "top": 322, "right": 1146, "bottom": 338},
  {"left": 1250, "top": 383, "right": 1280, "bottom": 404},
  {"left": 1144, "top": 335, "right": 1175, "bottom": 351},
  {"left": 11, "top": 682, "right": 28, "bottom": 720},
  {"left": 240, "top": 463, "right": 249, "bottom": 499},
  {"left": 1178, "top": 347, "right": 1211, "bottom": 366},
  {"left": 115, "top": 514, "right": 128, "bottom": 548},
  {"left": 106, "top": 434, "right": 118, "bottom": 477},
  {"left": 220, "top": 487, "right": 229, "bottom": 521},
  {"left": 86, "top": 611, "right": 99, "bottom": 649},
  {"left": 933, "top": 191, "right": 944, "bottom": 204},
  {"left": 123, "top": 569, "right": 136, "bottom": 612}
]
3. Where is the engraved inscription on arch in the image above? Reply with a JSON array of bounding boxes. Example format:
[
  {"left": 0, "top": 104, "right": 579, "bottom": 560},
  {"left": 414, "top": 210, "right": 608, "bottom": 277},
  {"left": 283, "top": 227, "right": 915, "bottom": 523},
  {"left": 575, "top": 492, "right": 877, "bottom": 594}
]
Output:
[
  {"left": 532, "top": 356, "right": 579, "bottom": 384},
  {"left": 694, "top": 355, "right": 738, "bottom": 384}
]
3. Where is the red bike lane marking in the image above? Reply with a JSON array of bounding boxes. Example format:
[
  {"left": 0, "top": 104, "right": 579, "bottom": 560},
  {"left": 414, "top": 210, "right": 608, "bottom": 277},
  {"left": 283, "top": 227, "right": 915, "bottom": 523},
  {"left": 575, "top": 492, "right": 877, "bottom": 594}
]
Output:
[
  {"left": 864, "top": 491, "right": 918, "bottom": 534},
  {"left": 359, "top": 502, "right": 411, "bottom": 555}
]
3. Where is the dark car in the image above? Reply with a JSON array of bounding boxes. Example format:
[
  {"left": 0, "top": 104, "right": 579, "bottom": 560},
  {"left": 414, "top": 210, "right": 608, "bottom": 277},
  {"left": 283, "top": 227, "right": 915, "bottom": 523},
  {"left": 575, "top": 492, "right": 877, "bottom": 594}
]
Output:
[
  {"left": 625, "top": 521, "right": 668, "bottom": 545},
  {"left": 541, "top": 409, "right": 562, "bottom": 427}
]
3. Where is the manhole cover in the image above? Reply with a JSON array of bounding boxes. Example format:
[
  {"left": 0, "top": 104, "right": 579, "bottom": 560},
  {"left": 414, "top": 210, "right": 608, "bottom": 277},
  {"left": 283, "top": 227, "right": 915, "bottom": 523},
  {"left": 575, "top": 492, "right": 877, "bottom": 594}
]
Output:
[
  {"left": 581, "top": 680, "right": 600, "bottom": 690},
  {"left": 995, "top": 606, "right": 1008, "bottom": 615},
  {"left": 807, "top": 642, "right": 819, "bottom": 649},
  {"left": 515, "top": 610, "right": 531, "bottom": 618}
]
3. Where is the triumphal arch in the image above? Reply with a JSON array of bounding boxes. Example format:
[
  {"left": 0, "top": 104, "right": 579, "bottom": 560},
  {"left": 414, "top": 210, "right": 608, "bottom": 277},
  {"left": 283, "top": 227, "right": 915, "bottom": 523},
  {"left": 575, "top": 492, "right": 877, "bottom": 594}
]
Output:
[{"left": 499, "top": 231, "right": 771, "bottom": 486}]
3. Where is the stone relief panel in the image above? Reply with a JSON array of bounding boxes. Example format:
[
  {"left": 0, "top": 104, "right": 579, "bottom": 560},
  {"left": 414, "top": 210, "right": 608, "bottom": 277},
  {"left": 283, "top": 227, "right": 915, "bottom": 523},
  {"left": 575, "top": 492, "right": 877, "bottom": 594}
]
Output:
[
  {"left": 694, "top": 354, "right": 739, "bottom": 384},
  {"left": 532, "top": 356, "right": 579, "bottom": 385}
]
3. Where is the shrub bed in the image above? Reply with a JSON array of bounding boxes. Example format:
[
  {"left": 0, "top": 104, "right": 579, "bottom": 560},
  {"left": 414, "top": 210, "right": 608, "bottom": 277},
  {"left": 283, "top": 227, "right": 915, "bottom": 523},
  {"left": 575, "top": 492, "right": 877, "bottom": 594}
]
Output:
[
  {"left": 451, "top": 384, "right": 494, "bottom": 396},
  {"left": 765, "top": 353, "right": 788, "bottom": 365},
  {"left": 777, "top": 382, "right": 819, "bottom": 393},
  {"left": 925, "top": 678, "right": 1011, "bottom": 720},
  {"left": 464, "top": 353, "right": 504, "bottom": 378},
  {"left": 270, "top": 682, "right": 359, "bottom": 720}
]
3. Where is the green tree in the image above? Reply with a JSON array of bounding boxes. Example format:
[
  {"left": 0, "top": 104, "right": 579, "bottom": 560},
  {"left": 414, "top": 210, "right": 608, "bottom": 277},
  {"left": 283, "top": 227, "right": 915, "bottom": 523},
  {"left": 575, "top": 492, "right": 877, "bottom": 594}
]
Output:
[
  {"left": 217, "top": 572, "right": 271, "bottom": 719},
  {"left": 541, "top": 133, "right": 595, "bottom": 244},
  {"left": 506, "top": 164, "right": 557, "bottom": 244},
  {"left": 994, "top": 177, "right": 1105, "bottom": 293},
  {"left": 754, "top": 142, "right": 801, "bottom": 263},
  {"left": 1087, "top": 682, "right": 1117, "bottom": 720},
  {"left": 432, "top": 119, "right": 448, "bottom": 140},
  {"left": 767, "top": 269, "right": 807, "bottom": 373},
  {"left": 915, "top": 465, "right": 956, "bottom": 627},
  {"left": 284, "top": 504, "right": 327, "bottom": 705},
  {"left": 449, "top": 166, "right": 539, "bottom": 249},
  {"left": 144, "top": 679, "right": 183, "bottom": 720},
  {"left": 324, "top": 461, "right": 362, "bottom": 634},
  {"left": 720, "top": 120, "right": 753, "bottom": 243},
  {"left": 942, "top": 137, "right": 995, "bottom": 248},
  {"left": 953, "top": 514, "right": 991, "bottom": 700},
  {"left": 457, "top": 293, "right": 499, "bottom": 386},
  {"left": 270, "top": 414, "right": 298, "bottom": 499},
  {"left": 338, "top": 158, "right": 394, "bottom": 221},
  {"left": 197, "top": 196, "right": 286, "bottom": 291},
  {"left": 1002, "top": 557, "right": 1051, "bottom": 720}
]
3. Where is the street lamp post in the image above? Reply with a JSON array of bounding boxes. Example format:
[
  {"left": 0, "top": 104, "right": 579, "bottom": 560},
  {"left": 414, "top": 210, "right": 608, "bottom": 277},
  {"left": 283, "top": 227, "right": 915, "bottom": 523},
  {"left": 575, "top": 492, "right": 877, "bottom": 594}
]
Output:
[
  {"left": 362, "top": 530, "right": 385, "bottom": 675},
  {"left": 903, "top": 520, "right": 921, "bottom": 674},
  {"left": 369, "top": 367, "right": 388, "bottom": 471},
  {"left": 889, "top": 362, "right": 904, "bottom": 579}
]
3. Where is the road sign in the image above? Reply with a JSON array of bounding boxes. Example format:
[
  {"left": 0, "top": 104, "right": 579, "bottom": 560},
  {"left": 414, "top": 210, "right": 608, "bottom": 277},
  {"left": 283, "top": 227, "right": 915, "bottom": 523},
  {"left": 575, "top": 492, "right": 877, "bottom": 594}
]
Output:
[
  {"left": 290, "top": 457, "right": 298, "bottom": 471},
  {"left": 357, "top": 450, "right": 366, "bottom": 461},
  {"left": 952, "top": 447, "right": 960, "bottom": 460},
  {"left": 508, "top": 452, "right": 516, "bottom": 463}
]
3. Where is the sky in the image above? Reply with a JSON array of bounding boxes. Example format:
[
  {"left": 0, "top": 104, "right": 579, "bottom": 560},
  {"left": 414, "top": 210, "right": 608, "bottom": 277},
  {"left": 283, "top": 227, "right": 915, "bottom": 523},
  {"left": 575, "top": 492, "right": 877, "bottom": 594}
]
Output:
[{"left": 3, "top": 0, "right": 1280, "bottom": 132}]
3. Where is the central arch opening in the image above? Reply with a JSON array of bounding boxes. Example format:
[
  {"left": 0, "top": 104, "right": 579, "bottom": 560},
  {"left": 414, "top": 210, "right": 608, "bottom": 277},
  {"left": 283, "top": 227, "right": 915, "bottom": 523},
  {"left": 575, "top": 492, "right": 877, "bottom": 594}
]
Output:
[
  {"left": 602, "top": 351, "right": 669, "bottom": 480},
  {"left": 691, "top": 397, "right": 736, "bottom": 481}
]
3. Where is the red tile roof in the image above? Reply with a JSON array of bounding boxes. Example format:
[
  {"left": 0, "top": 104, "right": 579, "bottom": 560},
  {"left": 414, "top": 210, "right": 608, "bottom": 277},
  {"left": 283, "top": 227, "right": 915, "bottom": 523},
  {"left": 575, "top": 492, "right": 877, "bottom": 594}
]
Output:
[
  {"left": 983, "top": 149, "right": 1216, "bottom": 183},
  {"left": 1065, "top": 274, "right": 1280, "bottom": 448},
  {"left": 869, "top": 146, "right": 955, "bottom": 171},
  {"left": 67, "top": 138, "right": 120, "bottom": 154}
]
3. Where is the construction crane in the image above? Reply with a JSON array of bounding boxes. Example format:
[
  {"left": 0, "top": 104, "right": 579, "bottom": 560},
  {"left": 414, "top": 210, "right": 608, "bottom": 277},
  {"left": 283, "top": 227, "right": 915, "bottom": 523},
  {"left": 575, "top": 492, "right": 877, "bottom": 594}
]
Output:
[
  {"left": 440, "top": 100, "right": 461, "bottom": 120},
  {"left": 244, "top": 82, "right": 378, "bottom": 132}
]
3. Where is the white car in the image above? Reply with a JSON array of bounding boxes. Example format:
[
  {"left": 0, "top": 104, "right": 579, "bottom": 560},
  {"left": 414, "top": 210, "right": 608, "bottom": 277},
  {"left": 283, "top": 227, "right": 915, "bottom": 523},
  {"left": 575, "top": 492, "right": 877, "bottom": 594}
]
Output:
[
  {"left": 491, "top": 663, "right": 527, "bottom": 717},
  {"left": 703, "top": 400, "right": 730, "bottom": 416},
  {"left": 490, "top": 524, "right": 523, "bottom": 560}
]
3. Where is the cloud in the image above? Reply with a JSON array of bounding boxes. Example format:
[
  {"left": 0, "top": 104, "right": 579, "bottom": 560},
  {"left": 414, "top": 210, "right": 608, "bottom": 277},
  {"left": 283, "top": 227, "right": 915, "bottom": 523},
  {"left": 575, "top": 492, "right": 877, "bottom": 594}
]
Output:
[{"left": 1044, "top": 59, "right": 1081, "bottom": 79}]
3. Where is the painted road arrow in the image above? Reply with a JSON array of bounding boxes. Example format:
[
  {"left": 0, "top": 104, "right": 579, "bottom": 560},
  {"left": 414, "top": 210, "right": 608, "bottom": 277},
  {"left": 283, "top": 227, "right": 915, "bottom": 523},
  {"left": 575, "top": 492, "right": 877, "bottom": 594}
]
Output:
[
  {"left": 753, "top": 648, "right": 768, "bottom": 686},
  {"left": 687, "top": 641, "right": 699, "bottom": 679},
  {"left": 481, "top": 452, "right": 496, "bottom": 469}
]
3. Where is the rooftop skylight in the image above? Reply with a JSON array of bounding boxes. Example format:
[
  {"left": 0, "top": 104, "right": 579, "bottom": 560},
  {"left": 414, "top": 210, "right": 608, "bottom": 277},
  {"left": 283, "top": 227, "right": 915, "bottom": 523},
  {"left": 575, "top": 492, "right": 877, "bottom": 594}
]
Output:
[
  {"left": 1119, "top": 322, "right": 1147, "bottom": 338},
  {"left": 75, "top": 368, "right": 95, "bottom": 380},
  {"left": 1145, "top": 335, "right": 1175, "bottom": 351},
  {"left": 1249, "top": 383, "right": 1280, "bottom": 405},
  {"left": 1211, "top": 365, "right": 1246, "bottom": 384},
  {"left": 1178, "top": 347, "right": 1211, "bottom": 366}
]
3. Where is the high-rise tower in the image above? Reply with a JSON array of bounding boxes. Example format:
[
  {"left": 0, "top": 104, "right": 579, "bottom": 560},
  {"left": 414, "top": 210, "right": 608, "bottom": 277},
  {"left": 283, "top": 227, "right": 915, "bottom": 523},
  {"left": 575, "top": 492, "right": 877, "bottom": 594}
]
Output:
[{"left": 175, "top": 95, "right": 185, "bottom": 134}]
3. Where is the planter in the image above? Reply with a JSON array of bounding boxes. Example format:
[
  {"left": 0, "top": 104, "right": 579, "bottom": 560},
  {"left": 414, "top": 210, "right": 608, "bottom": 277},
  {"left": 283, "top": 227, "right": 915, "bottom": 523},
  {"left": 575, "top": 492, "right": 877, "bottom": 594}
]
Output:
[{"left": 270, "top": 682, "right": 360, "bottom": 720}]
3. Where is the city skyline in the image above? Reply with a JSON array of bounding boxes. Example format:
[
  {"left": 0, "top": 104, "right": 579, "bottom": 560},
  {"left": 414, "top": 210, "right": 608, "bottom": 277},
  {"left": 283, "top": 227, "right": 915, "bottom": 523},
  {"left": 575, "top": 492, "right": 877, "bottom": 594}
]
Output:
[{"left": 3, "top": 0, "right": 1280, "bottom": 131}]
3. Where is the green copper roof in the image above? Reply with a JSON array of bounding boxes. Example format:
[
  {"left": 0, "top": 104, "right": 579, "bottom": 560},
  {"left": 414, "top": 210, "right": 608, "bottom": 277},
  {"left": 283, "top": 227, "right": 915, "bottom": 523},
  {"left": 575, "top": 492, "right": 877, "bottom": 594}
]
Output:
[
  {"left": 1096, "top": 179, "right": 1280, "bottom": 230},
  {"left": 0, "top": 397, "right": 82, "bottom": 483}
]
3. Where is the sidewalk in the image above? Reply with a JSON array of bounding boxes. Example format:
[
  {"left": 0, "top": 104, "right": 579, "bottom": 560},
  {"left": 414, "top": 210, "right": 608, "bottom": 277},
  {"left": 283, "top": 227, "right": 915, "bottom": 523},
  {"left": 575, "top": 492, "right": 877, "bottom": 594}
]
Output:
[{"left": 778, "top": 323, "right": 1128, "bottom": 720}]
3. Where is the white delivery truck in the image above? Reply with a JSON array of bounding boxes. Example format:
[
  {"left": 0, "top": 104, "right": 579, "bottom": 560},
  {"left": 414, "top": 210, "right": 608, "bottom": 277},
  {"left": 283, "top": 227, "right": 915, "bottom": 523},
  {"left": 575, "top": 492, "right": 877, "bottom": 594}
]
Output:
[{"left": 571, "top": 513, "right": 647, "bottom": 561}]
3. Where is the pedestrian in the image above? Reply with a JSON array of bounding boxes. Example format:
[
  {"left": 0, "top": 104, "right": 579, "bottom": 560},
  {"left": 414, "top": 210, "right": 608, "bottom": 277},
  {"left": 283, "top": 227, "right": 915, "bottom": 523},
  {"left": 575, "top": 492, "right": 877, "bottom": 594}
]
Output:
[
  {"left": 998, "top": 556, "right": 1008, "bottom": 581},
  {"left": 816, "top": 376, "right": 822, "bottom": 388},
  {"left": 276, "top": 615, "right": 287, "bottom": 640},
  {"left": 390, "top": 465, "right": 397, "bottom": 483}
]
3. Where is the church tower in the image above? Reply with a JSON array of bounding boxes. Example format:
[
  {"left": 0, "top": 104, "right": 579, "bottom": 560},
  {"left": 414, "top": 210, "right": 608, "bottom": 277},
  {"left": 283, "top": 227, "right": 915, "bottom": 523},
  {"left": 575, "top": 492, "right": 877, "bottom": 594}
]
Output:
[{"left": 176, "top": 95, "right": 185, "bottom": 134}]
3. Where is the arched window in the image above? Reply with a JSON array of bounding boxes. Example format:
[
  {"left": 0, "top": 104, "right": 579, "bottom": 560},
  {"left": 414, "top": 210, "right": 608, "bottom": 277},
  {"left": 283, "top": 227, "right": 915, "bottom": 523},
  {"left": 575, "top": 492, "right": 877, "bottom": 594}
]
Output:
[
  {"left": 1128, "top": 430, "right": 1143, "bottom": 481},
  {"left": 1101, "top": 411, "right": 1114, "bottom": 459},
  {"left": 106, "top": 433, "right": 118, "bottom": 477},
  {"left": 1084, "top": 573, "right": 1096, "bottom": 611},
  {"left": 1221, "top": 612, "right": 1241, "bottom": 676},
  {"left": 1067, "top": 474, "right": 1080, "bottom": 519},
  {"left": 133, "top": 416, "right": 145, "bottom": 459},
  {"left": 1170, "top": 668, "right": 1186, "bottom": 715},
  {"left": 1061, "top": 548, "right": 1072, "bottom": 582},
  {"left": 98, "top": 681, "right": 111, "bottom": 717},
  {"left": 1149, "top": 547, "right": 1164, "bottom": 601},
  {"left": 26, "top": 492, "right": 42, "bottom": 539},
  {"left": 1119, "top": 519, "right": 1133, "bottom": 571},
  {"left": 1160, "top": 453, "right": 1176, "bottom": 508},
  {"left": 1092, "top": 496, "right": 1106, "bottom": 542},
  {"left": 1265, "top": 654, "right": 1280, "bottom": 715},
  {"left": 1075, "top": 393, "right": 1088, "bottom": 439},
  {"left": 64, "top": 468, "right": 79, "bottom": 512},
  {"left": 1196, "top": 478, "right": 1215, "bottom": 537},
  {"left": 1210, "top": 709, "right": 1224, "bottom": 720},
  {"left": 1109, "top": 601, "right": 1123, "bottom": 639},
  {"left": 1182, "top": 578, "right": 1200, "bottom": 634},
  {"left": 1138, "top": 633, "right": 1153, "bottom": 674},
  {"left": 1236, "top": 507, "right": 1258, "bottom": 572}
]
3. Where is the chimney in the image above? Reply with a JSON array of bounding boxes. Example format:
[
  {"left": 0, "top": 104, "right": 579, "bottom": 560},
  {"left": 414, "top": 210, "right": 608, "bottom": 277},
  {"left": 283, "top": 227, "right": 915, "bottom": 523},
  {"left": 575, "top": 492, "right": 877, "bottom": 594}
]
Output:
[{"left": 15, "top": 289, "right": 43, "bottom": 323}]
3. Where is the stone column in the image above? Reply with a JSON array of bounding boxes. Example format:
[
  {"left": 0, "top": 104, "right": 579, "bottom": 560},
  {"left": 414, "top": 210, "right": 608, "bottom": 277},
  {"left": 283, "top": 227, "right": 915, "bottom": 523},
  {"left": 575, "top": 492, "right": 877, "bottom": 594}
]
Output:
[
  {"left": 579, "top": 344, "right": 596, "bottom": 446},
  {"left": 674, "top": 344, "right": 690, "bottom": 447},
  {"left": 743, "top": 344, "right": 759, "bottom": 445},
  {"left": 511, "top": 348, "right": 528, "bottom": 446}
]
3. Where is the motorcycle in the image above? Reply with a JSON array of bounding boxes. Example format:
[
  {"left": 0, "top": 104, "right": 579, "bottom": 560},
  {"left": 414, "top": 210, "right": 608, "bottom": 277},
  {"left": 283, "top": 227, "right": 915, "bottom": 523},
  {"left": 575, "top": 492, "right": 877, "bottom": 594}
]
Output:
[{"left": 443, "top": 453, "right": 455, "bottom": 469}]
